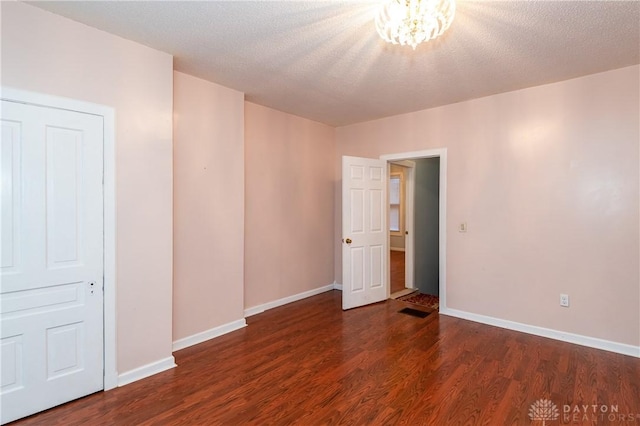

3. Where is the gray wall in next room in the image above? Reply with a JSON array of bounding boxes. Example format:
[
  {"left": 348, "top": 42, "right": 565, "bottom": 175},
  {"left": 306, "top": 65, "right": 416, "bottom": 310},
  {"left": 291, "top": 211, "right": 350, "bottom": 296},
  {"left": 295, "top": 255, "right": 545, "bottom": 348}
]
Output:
[{"left": 414, "top": 158, "right": 439, "bottom": 296}]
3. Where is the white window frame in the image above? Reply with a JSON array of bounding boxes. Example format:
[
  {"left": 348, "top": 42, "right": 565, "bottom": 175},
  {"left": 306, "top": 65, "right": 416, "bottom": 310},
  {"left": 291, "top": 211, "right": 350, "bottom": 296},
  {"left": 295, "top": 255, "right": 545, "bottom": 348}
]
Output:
[{"left": 389, "top": 171, "right": 404, "bottom": 237}]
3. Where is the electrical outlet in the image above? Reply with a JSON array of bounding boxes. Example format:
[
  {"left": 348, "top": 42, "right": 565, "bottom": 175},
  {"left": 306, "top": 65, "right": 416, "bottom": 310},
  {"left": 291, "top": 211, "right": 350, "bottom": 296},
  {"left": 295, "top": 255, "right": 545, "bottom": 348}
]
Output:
[{"left": 560, "top": 294, "right": 569, "bottom": 307}]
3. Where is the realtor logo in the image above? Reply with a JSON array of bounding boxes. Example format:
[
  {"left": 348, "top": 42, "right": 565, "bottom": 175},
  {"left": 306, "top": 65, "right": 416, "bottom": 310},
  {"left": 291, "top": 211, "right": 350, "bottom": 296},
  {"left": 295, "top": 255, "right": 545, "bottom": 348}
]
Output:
[{"left": 529, "top": 399, "right": 560, "bottom": 425}]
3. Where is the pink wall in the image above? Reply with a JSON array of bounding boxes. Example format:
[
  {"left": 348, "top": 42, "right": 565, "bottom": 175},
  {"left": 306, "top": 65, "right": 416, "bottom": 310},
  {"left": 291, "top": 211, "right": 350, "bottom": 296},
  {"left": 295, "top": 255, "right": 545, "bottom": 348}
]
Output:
[
  {"left": 173, "top": 72, "right": 245, "bottom": 340},
  {"left": 244, "top": 102, "right": 335, "bottom": 309},
  {"left": 335, "top": 66, "right": 640, "bottom": 346},
  {"left": 5, "top": 1, "right": 637, "bottom": 361},
  {"left": 1, "top": 3, "right": 174, "bottom": 373}
]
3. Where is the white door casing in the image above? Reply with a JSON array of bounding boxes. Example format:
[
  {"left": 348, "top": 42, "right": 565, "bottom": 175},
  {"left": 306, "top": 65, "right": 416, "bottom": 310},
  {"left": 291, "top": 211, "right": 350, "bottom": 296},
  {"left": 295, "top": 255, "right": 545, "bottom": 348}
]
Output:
[
  {"left": 404, "top": 163, "right": 415, "bottom": 290},
  {"left": 381, "top": 149, "right": 447, "bottom": 311},
  {"left": 1, "top": 100, "right": 104, "bottom": 424},
  {"left": 342, "top": 156, "right": 388, "bottom": 310}
]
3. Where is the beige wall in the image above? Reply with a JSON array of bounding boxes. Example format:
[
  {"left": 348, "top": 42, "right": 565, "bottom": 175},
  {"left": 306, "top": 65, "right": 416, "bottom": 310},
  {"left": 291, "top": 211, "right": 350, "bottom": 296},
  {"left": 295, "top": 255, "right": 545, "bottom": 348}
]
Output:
[
  {"left": 244, "top": 102, "right": 335, "bottom": 309},
  {"left": 335, "top": 66, "right": 640, "bottom": 346},
  {"left": 1, "top": 3, "right": 174, "bottom": 373},
  {"left": 173, "top": 72, "right": 245, "bottom": 340}
]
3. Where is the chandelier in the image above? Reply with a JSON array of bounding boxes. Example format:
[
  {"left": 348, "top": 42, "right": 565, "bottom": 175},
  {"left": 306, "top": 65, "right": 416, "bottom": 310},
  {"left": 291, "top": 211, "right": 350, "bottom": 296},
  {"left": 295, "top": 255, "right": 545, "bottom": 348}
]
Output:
[{"left": 375, "top": 0, "right": 456, "bottom": 49}]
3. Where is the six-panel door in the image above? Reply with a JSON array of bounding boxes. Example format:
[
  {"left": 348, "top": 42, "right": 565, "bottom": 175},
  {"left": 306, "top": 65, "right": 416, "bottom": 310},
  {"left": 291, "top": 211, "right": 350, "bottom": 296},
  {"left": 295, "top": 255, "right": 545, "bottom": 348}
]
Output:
[{"left": 342, "top": 156, "right": 388, "bottom": 310}]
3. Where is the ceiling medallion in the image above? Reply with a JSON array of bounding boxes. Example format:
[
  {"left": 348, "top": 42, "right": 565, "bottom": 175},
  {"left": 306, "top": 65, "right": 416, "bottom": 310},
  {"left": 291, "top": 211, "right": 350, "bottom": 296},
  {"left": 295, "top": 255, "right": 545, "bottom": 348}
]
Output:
[{"left": 375, "top": 0, "right": 456, "bottom": 49}]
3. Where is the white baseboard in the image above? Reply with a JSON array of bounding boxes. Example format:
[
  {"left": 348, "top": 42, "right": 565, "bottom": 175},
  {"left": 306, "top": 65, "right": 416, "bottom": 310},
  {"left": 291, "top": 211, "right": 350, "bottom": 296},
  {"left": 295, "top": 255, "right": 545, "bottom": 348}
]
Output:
[
  {"left": 390, "top": 247, "right": 405, "bottom": 252},
  {"left": 244, "top": 283, "right": 335, "bottom": 317},
  {"left": 172, "top": 319, "right": 247, "bottom": 352},
  {"left": 333, "top": 282, "right": 343, "bottom": 291},
  {"left": 117, "top": 356, "right": 177, "bottom": 387},
  {"left": 440, "top": 307, "right": 640, "bottom": 358}
]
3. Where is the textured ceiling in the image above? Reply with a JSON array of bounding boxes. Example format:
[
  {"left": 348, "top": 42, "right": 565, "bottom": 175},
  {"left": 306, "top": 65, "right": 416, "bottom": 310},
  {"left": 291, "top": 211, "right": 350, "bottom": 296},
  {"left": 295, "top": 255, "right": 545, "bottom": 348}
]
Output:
[{"left": 29, "top": 1, "right": 640, "bottom": 127}]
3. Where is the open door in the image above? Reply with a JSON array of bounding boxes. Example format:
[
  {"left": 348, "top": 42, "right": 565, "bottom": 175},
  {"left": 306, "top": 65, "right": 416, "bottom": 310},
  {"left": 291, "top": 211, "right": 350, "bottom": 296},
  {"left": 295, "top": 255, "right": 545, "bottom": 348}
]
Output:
[{"left": 342, "top": 156, "right": 388, "bottom": 310}]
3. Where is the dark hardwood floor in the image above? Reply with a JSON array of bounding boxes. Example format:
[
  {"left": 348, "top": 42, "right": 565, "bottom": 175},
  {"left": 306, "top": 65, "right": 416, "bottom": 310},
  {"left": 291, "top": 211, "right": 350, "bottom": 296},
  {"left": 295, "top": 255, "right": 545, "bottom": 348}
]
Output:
[
  {"left": 13, "top": 291, "right": 640, "bottom": 425},
  {"left": 390, "top": 250, "right": 405, "bottom": 294}
]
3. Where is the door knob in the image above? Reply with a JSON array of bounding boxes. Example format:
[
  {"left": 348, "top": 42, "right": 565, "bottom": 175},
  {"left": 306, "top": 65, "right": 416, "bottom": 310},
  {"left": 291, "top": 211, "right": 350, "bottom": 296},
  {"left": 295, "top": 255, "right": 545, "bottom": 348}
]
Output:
[{"left": 344, "top": 238, "right": 352, "bottom": 244}]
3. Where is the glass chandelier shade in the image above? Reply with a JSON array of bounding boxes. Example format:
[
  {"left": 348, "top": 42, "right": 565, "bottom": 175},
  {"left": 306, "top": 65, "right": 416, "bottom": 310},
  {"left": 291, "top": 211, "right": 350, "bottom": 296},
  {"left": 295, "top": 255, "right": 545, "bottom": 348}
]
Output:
[{"left": 375, "top": 0, "right": 456, "bottom": 49}]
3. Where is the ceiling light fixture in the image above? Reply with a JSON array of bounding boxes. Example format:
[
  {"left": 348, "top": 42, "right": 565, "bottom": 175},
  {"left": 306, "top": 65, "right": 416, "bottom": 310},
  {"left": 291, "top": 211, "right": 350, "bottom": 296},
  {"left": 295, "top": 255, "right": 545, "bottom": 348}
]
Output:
[{"left": 375, "top": 0, "right": 456, "bottom": 49}]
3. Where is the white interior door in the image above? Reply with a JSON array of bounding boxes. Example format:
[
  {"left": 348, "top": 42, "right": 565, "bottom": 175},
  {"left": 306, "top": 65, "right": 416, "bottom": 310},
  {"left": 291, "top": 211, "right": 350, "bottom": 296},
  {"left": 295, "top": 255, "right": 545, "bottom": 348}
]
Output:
[
  {"left": 342, "top": 156, "right": 388, "bottom": 310},
  {"left": 1, "top": 100, "right": 104, "bottom": 424}
]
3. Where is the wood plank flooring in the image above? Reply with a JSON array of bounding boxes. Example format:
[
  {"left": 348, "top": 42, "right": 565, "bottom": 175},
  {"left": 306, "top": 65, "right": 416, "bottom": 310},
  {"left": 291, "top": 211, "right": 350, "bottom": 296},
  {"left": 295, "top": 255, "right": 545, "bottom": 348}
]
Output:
[
  {"left": 390, "top": 250, "right": 405, "bottom": 294},
  {"left": 12, "top": 291, "right": 640, "bottom": 425}
]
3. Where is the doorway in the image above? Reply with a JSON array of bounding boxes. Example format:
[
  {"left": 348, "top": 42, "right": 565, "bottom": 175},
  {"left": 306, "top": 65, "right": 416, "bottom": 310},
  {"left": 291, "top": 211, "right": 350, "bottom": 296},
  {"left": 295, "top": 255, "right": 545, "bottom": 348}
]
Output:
[
  {"left": 389, "top": 161, "right": 414, "bottom": 298},
  {"left": 382, "top": 149, "right": 446, "bottom": 312}
]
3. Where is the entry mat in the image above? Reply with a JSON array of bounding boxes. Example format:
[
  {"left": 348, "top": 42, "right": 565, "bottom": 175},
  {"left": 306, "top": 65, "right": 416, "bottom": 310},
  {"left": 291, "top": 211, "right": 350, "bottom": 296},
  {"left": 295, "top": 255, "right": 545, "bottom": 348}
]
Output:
[{"left": 397, "top": 292, "right": 440, "bottom": 310}]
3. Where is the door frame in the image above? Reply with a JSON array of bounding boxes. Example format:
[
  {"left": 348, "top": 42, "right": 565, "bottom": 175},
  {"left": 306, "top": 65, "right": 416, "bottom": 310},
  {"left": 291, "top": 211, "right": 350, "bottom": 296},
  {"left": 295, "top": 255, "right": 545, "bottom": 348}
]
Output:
[
  {"left": 381, "top": 149, "right": 447, "bottom": 310},
  {"left": 1, "top": 87, "right": 118, "bottom": 390}
]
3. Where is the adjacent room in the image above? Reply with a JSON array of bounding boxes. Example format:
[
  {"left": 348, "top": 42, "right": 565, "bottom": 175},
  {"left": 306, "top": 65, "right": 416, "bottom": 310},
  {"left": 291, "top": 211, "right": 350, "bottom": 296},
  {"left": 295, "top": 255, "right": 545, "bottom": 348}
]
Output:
[{"left": 1, "top": 1, "right": 639, "bottom": 424}]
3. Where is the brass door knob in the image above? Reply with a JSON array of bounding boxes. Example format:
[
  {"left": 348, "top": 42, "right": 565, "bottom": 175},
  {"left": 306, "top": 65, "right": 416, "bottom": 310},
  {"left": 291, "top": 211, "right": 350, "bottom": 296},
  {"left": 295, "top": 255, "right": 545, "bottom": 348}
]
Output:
[{"left": 344, "top": 238, "right": 352, "bottom": 244}]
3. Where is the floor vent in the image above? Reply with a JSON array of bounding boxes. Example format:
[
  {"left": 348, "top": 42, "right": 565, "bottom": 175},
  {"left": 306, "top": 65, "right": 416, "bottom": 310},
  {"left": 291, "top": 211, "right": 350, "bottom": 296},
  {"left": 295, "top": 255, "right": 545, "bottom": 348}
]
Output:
[{"left": 398, "top": 307, "right": 431, "bottom": 318}]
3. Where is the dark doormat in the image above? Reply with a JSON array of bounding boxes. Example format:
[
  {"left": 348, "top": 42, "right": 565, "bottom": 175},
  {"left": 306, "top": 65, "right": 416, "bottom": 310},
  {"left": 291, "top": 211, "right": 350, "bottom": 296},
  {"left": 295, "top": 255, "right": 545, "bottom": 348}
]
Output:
[
  {"left": 398, "top": 307, "right": 431, "bottom": 318},
  {"left": 397, "top": 292, "right": 439, "bottom": 310}
]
